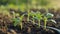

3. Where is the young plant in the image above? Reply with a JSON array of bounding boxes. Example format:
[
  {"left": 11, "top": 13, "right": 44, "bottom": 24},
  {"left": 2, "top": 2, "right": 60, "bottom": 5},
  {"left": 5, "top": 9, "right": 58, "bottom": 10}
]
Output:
[
  {"left": 45, "top": 13, "right": 56, "bottom": 23},
  {"left": 29, "top": 11, "right": 36, "bottom": 24},
  {"left": 43, "top": 13, "right": 56, "bottom": 29},
  {"left": 19, "top": 14, "right": 25, "bottom": 29},
  {"left": 12, "top": 13, "right": 20, "bottom": 26},
  {"left": 34, "top": 12, "right": 43, "bottom": 27},
  {"left": 12, "top": 14, "right": 25, "bottom": 29}
]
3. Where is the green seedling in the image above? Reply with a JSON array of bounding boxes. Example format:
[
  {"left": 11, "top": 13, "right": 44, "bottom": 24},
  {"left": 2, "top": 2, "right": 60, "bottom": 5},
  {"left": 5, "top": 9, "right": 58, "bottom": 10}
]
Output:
[
  {"left": 29, "top": 11, "right": 36, "bottom": 24},
  {"left": 19, "top": 14, "right": 25, "bottom": 29},
  {"left": 45, "top": 13, "right": 56, "bottom": 23},
  {"left": 43, "top": 13, "right": 56, "bottom": 29},
  {"left": 46, "top": 13, "right": 56, "bottom": 23},
  {"left": 12, "top": 14, "right": 25, "bottom": 29},
  {"left": 34, "top": 12, "right": 43, "bottom": 27},
  {"left": 12, "top": 17, "right": 20, "bottom": 26}
]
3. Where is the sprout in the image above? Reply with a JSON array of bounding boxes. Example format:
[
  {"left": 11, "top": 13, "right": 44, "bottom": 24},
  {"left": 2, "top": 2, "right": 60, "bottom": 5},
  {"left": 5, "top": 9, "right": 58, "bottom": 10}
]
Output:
[
  {"left": 29, "top": 11, "right": 36, "bottom": 24},
  {"left": 29, "top": 11, "right": 36, "bottom": 16},
  {"left": 43, "top": 13, "right": 56, "bottom": 29},
  {"left": 34, "top": 12, "right": 43, "bottom": 27},
  {"left": 19, "top": 14, "right": 25, "bottom": 29},
  {"left": 12, "top": 14, "right": 25, "bottom": 29},
  {"left": 13, "top": 17, "right": 20, "bottom": 26}
]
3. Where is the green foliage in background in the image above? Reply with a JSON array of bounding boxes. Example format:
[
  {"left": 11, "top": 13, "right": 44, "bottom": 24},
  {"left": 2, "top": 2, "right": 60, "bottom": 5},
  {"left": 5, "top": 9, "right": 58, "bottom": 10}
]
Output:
[
  {"left": 40, "top": 0, "right": 49, "bottom": 6},
  {"left": 0, "top": 0, "right": 28, "bottom": 5},
  {"left": 0, "top": 0, "right": 8, "bottom": 5}
]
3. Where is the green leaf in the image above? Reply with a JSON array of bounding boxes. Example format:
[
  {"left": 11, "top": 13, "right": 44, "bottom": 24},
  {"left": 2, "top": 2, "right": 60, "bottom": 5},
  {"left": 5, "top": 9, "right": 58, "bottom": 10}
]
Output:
[
  {"left": 48, "top": 19, "right": 56, "bottom": 24},
  {"left": 29, "top": 11, "right": 36, "bottom": 16},
  {"left": 35, "top": 12, "right": 43, "bottom": 20},
  {"left": 32, "top": 17, "right": 38, "bottom": 20},
  {"left": 46, "top": 13, "right": 54, "bottom": 18},
  {"left": 20, "top": 14, "right": 25, "bottom": 20},
  {"left": 13, "top": 18, "right": 20, "bottom": 26}
]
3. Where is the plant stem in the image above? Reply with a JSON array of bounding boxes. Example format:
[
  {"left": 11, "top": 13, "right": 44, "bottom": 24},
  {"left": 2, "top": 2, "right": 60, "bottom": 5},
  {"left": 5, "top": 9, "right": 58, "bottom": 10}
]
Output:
[
  {"left": 20, "top": 22, "right": 22, "bottom": 30},
  {"left": 33, "top": 16, "right": 35, "bottom": 24},
  {"left": 27, "top": 10, "right": 29, "bottom": 21},
  {"left": 44, "top": 17, "right": 47, "bottom": 29},
  {"left": 38, "top": 20, "right": 40, "bottom": 27},
  {"left": 13, "top": 12, "right": 15, "bottom": 18},
  {"left": 44, "top": 20, "right": 47, "bottom": 29}
]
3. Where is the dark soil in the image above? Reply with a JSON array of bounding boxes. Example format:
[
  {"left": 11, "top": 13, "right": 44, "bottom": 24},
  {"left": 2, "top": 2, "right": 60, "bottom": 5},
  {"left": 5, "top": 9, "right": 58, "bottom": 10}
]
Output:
[{"left": 0, "top": 8, "right": 60, "bottom": 34}]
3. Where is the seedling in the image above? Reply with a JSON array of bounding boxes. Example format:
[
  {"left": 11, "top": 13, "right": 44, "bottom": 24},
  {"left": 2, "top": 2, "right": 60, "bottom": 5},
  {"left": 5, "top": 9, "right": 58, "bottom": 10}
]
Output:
[
  {"left": 12, "top": 13, "right": 25, "bottom": 29},
  {"left": 29, "top": 11, "right": 36, "bottom": 24},
  {"left": 19, "top": 14, "right": 25, "bottom": 29},
  {"left": 34, "top": 12, "right": 43, "bottom": 27},
  {"left": 43, "top": 13, "right": 56, "bottom": 29}
]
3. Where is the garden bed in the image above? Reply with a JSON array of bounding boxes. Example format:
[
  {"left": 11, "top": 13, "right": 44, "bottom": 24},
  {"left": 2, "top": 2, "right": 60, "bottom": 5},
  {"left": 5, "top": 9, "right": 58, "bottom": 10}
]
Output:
[{"left": 0, "top": 8, "right": 60, "bottom": 34}]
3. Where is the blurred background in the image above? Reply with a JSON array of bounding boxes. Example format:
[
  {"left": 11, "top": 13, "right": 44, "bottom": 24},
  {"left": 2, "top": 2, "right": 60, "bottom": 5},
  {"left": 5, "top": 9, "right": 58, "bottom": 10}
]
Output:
[{"left": 0, "top": 0, "right": 60, "bottom": 11}]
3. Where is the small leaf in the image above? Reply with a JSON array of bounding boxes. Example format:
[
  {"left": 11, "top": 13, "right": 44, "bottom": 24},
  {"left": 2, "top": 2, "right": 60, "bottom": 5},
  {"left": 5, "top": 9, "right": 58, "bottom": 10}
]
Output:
[
  {"left": 32, "top": 17, "right": 38, "bottom": 20},
  {"left": 29, "top": 11, "right": 36, "bottom": 16},
  {"left": 46, "top": 13, "right": 54, "bottom": 18},
  {"left": 48, "top": 19, "right": 56, "bottom": 24},
  {"left": 13, "top": 18, "right": 20, "bottom": 26},
  {"left": 20, "top": 14, "right": 25, "bottom": 20}
]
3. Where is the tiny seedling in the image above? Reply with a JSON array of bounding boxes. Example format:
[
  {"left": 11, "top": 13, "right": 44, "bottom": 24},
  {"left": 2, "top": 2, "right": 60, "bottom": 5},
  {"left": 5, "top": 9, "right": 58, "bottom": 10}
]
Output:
[
  {"left": 43, "top": 13, "right": 56, "bottom": 29},
  {"left": 29, "top": 11, "right": 36, "bottom": 24},
  {"left": 12, "top": 13, "right": 25, "bottom": 29},
  {"left": 34, "top": 12, "right": 43, "bottom": 27}
]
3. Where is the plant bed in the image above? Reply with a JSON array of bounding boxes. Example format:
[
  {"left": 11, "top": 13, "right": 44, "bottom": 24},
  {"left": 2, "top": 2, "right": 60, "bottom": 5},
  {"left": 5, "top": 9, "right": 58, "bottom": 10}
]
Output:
[{"left": 0, "top": 8, "right": 60, "bottom": 34}]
